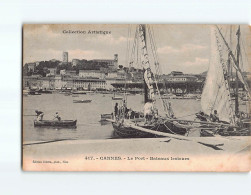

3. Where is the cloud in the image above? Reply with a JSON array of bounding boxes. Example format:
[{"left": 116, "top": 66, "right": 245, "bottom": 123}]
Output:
[
  {"left": 157, "top": 44, "right": 207, "bottom": 54},
  {"left": 91, "top": 34, "right": 128, "bottom": 45},
  {"left": 183, "top": 57, "right": 209, "bottom": 67},
  {"left": 68, "top": 49, "right": 102, "bottom": 60}
]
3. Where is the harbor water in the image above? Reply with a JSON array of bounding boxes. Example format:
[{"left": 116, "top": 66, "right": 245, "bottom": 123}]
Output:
[{"left": 23, "top": 93, "right": 248, "bottom": 142}]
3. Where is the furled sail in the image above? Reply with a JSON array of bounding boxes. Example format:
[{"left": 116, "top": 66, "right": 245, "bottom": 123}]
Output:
[
  {"left": 201, "top": 26, "right": 236, "bottom": 124},
  {"left": 138, "top": 24, "right": 155, "bottom": 101}
]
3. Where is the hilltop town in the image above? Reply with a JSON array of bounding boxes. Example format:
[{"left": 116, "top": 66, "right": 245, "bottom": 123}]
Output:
[{"left": 23, "top": 51, "right": 250, "bottom": 94}]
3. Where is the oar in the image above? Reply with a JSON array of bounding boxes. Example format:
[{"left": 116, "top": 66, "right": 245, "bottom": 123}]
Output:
[{"left": 23, "top": 114, "right": 37, "bottom": 116}]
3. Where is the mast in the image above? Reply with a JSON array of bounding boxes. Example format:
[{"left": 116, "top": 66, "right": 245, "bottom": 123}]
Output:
[
  {"left": 141, "top": 25, "right": 149, "bottom": 103},
  {"left": 235, "top": 25, "right": 241, "bottom": 115},
  {"left": 143, "top": 77, "right": 148, "bottom": 103},
  {"left": 138, "top": 24, "right": 155, "bottom": 103},
  {"left": 227, "top": 26, "right": 232, "bottom": 89},
  {"left": 216, "top": 25, "right": 251, "bottom": 96}
]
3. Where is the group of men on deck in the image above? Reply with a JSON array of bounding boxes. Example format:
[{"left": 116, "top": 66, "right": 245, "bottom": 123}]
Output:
[
  {"left": 114, "top": 101, "right": 137, "bottom": 120},
  {"left": 114, "top": 99, "right": 158, "bottom": 124}
]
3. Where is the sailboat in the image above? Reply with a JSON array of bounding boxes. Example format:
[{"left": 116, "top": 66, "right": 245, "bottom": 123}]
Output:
[
  {"left": 197, "top": 25, "right": 250, "bottom": 136},
  {"left": 111, "top": 24, "right": 188, "bottom": 138}
]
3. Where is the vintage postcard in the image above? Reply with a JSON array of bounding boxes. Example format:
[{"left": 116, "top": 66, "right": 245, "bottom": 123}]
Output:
[{"left": 22, "top": 24, "right": 251, "bottom": 171}]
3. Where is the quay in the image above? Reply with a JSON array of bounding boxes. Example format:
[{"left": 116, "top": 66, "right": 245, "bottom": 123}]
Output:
[{"left": 23, "top": 136, "right": 251, "bottom": 171}]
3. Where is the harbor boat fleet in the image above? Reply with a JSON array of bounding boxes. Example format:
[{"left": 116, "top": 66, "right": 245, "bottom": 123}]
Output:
[{"left": 106, "top": 24, "right": 250, "bottom": 138}]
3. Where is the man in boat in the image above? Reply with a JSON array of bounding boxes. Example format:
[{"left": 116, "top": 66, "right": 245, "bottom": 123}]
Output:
[
  {"left": 120, "top": 100, "right": 127, "bottom": 118},
  {"left": 210, "top": 110, "right": 219, "bottom": 122},
  {"left": 195, "top": 111, "right": 208, "bottom": 121},
  {"left": 54, "top": 112, "right": 61, "bottom": 121},
  {"left": 236, "top": 113, "right": 243, "bottom": 127},
  {"left": 144, "top": 99, "right": 154, "bottom": 124},
  {"left": 35, "top": 110, "right": 44, "bottom": 121}
]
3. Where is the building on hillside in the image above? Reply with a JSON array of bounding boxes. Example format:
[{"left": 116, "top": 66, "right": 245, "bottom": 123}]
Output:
[
  {"left": 47, "top": 68, "right": 57, "bottom": 76},
  {"left": 65, "top": 70, "right": 77, "bottom": 76},
  {"left": 93, "top": 54, "right": 118, "bottom": 70},
  {"left": 62, "top": 76, "right": 73, "bottom": 89},
  {"left": 40, "top": 77, "right": 55, "bottom": 89},
  {"left": 106, "top": 72, "right": 118, "bottom": 78},
  {"left": 27, "top": 63, "right": 36, "bottom": 72},
  {"left": 105, "top": 78, "right": 125, "bottom": 90},
  {"left": 117, "top": 71, "right": 127, "bottom": 79},
  {"left": 60, "top": 69, "right": 66, "bottom": 75},
  {"left": 72, "top": 59, "right": 80, "bottom": 66},
  {"left": 161, "top": 72, "right": 201, "bottom": 94},
  {"left": 73, "top": 77, "right": 106, "bottom": 90},
  {"left": 165, "top": 75, "right": 198, "bottom": 82},
  {"left": 163, "top": 71, "right": 198, "bottom": 82},
  {"left": 54, "top": 75, "right": 68, "bottom": 89},
  {"left": 170, "top": 71, "right": 184, "bottom": 76},
  {"left": 79, "top": 70, "right": 105, "bottom": 79},
  {"left": 23, "top": 75, "right": 43, "bottom": 89},
  {"left": 130, "top": 71, "right": 143, "bottom": 81}
]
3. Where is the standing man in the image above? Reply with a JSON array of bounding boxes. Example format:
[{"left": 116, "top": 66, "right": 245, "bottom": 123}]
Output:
[
  {"left": 114, "top": 103, "right": 118, "bottom": 119},
  {"left": 144, "top": 99, "right": 154, "bottom": 124}
]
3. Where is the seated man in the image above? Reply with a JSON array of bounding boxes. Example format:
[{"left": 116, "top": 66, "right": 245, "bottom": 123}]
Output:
[
  {"left": 196, "top": 111, "right": 207, "bottom": 121},
  {"left": 35, "top": 110, "right": 44, "bottom": 121},
  {"left": 210, "top": 110, "right": 219, "bottom": 122}
]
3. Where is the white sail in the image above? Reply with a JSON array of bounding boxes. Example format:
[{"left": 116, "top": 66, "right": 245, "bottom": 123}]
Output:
[{"left": 201, "top": 26, "right": 236, "bottom": 124}]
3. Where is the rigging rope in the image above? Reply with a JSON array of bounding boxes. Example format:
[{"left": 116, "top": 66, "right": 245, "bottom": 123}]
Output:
[{"left": 147, "top": 25, "right": 170, "bottom": 115}]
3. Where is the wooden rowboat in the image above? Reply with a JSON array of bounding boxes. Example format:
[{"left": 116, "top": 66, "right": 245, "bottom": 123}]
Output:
[
  {"left": 112, "top": 97, "right": 123, "bottom": 100},
  {"left": 73, "top": 100, "right": 92, "bottom": 103},
  {"left": 34, "top": 120, "right": 77, "bottom": 127},
  {"left": 100, "top": 113, "right": 113, "bottom": 121}
]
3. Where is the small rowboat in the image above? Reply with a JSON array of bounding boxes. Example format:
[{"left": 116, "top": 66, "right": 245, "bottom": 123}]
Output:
[
  {"left": 73, "top": 100, "right": 92, "bottom": 103},
  {"left": 112, "top": 97, "right": 123, "bottom": 100},
  {"left": 34, "top": 120, "right": 77, "bottom": 127},
  {"left": 101, "top": 113, "right": 113, "bottom": 121}
]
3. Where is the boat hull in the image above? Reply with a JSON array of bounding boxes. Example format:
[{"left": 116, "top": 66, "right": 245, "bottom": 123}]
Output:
[
  {"left": 112, "top": 122, "right": 159, "bottom": 138},
  {"left": 34, "top": 120, "right": 77, "bottom": 127},
  {"left": 112, "top": 120, "right": 187, "bottom": 138}
]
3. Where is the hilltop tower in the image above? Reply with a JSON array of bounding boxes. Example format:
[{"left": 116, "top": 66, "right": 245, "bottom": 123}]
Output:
[
  {"left": 114, "top": 54, "right": 118, "bottom": 69},
  {"left": 63, "top": 52, "right": 68, "bottom": 63}
]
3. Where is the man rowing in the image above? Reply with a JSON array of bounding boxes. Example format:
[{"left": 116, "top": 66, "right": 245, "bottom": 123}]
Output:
[
  {"left": 54, "top": 112, "right": 61, "bottom": 121},
  {"left": 35, "top": 110, "right": 44, "bottom": 121}
]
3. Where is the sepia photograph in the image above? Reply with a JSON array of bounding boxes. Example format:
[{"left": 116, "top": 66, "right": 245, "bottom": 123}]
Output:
[{"left": 22, "top": 24, "right": 251, "bottom": 171}]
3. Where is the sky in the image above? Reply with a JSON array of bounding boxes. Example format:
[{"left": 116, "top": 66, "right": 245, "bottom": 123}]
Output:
[{"left": 23, "top": 24, "right": 251, "bottom": 74}]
